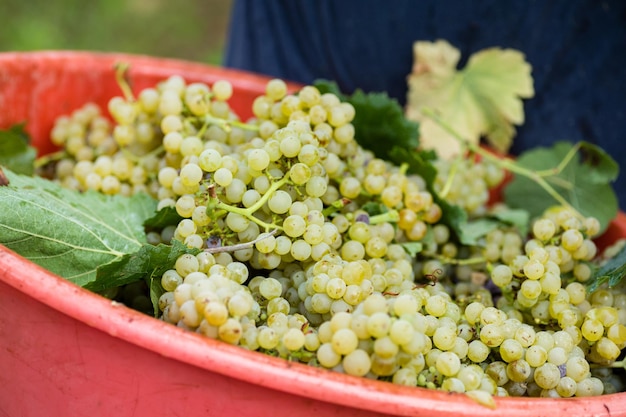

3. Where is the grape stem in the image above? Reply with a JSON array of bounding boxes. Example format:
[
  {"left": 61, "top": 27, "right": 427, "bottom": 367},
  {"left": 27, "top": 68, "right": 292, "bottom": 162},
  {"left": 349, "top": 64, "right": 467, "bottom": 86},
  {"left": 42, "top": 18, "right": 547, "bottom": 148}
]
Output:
[
  {"left": 34, "top": 150, "right": 68, "bottom": 168},
  {"left": 210, "top": 172, "right": 291, "bottom": 232},
  {"left": 204, "top": 229, "right": 278, "bottom": 253},
  {"left": 321, "top": 198, "right": 351, "bottom": 217},
  {"left": 120, "top": 145, "right": 164, "bottom": 165},
  {"left": 591, "top": 360, "right": 625, "bottom": 370},
  {"left": 113, "top": 62, "right": 135, "bottom": 102},
  {"left": 196, "top": 115, "right": 259, "bottom": 134},
  {"left": 370, "top": 210, "right": 399, "bottom": 225},
  {"left": 423, "top": 251, "right": 486, "bottom": 266},
  {"left": 438, "top": 157, "right": 461, "bottom": 199},
  {"left": 421, "top": 108, "right": 584, "bottom": 219}
]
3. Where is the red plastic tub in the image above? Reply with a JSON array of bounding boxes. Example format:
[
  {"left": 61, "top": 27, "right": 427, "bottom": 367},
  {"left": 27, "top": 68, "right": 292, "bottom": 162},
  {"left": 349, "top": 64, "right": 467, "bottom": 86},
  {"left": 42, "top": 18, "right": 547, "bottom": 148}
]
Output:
[{"left": 1, "top": 51, "right": 626, "bottom": 417}]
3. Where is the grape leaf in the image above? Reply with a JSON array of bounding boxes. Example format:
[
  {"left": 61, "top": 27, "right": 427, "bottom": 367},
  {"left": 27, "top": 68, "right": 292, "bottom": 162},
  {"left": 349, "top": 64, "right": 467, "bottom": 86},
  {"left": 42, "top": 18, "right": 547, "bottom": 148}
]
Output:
[
  {"left": 388, "top": 146, "right": 437, "bottom": 186},
  {"left": 0, "top": 123, "right": 37, "bottom": 175},
  {"left": 144, "top": 205, "right": 183, "bottom": 229},
  {"left": 406, "top": 40, "right": 534, "bottom": 158},
  {"left": 314, "top": 79, "right": 420, "bottom": 162},
  {"left": 361, "top": 201, "right": 388, "bottom": 217},
  {"left": 401, "top": 242, "right": 423, "bottom": 257},
  {"left": 314, "top": 79, "right": 343, "bottom": 98},
  {"left": 503, "top": 141, "right": 618, "bottom": 233},
  {"left": 86, "top": 239, "right": 201, "bottom": 316},
  {"left": 458, "top": 208, "right": 529, "bottom": 246},
  {"left": 458, "top": 218, "right": 500, "bottom": 246},
  {"left": 0, "top": 169, "right": 157, "bottom": 286},
  {"left": 490, "top": 206, "right": 530, "bottom": 238},
  {"left": 85, "top": 239, "right": 199, "bottom": 292},
  {"left": 587, "top": 245, "right": 626, "bottom": 293}
]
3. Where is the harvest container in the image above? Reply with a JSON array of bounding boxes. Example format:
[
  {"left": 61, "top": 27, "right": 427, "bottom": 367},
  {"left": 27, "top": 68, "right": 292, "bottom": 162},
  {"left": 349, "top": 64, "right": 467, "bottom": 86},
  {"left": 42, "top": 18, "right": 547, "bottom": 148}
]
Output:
[{"left": 1, "top": 51, "right": 625, "bottom": 417}]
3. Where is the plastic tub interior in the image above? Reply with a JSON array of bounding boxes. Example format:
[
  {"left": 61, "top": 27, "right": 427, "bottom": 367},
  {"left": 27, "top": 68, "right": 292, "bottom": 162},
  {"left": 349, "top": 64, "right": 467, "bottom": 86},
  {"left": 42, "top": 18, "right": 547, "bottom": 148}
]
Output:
[{"left": 1, "top": 51, "right": 626, "bottom": 417}]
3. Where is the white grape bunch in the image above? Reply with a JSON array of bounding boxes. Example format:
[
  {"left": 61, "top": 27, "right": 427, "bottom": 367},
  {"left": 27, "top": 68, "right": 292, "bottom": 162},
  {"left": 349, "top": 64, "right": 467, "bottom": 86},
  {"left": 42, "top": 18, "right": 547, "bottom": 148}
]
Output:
[{"left": 41, "top": 72, "right": 626, "bottom": 401}]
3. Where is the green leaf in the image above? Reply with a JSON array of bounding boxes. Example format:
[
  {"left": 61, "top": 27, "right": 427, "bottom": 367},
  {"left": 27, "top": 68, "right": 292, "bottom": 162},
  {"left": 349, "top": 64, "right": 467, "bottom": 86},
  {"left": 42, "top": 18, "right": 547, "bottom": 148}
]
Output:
[
  {"left": 361, "top": 201, "right": 388, "bottom": 217},
  {"left": 401, "top": 242, "right": 423, "bottom": 257},
  {"left": 314, "top": 80, "right": 420, "bottom": 162},
  {"left": 434, "top": 194, "right": 468, "bottom": 242},
  {"left": 313, "top": 79, "right": 344, "bottom": 99},
  {"left": 148, "top": 274, "right": 166, "bottom": 318},
  {"left": 578, "top": 142, "right": 619, "bottom": 184},
  {"left": 587, "top": 245, "right": 626, "bottom": 293},
  {"left": 86, "top": 239, "right": 201, "bottom": 316},
  {"left": 143, "top": 205, "right": 183, "bottom": 229},
  {"left": 458, "top": 218, "right": 500, "bottom": 246},
  {"left": 388, "top": 146, "right": 437, "bottom": 186},
  {"left": 490, "top": 207, "right": 530, "bottom": 238},
  {"left": 0, "top": 123, "right": 37, "bottom": 175},
  {"left": 503, "top": 141, "right": 618, "bottom": 233},
  {"left": 457, "top": 208, "right": 528, "bottom": 246},
  {"left": 0, "top": 169, "right": 157, "bottom": 286}
]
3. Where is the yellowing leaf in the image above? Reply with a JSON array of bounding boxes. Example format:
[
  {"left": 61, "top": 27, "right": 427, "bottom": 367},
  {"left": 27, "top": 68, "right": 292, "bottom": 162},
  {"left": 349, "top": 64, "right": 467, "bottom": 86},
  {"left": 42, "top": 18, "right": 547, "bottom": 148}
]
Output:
[{"left": 406, "top": 40, "right": 534, "bottom": 158}]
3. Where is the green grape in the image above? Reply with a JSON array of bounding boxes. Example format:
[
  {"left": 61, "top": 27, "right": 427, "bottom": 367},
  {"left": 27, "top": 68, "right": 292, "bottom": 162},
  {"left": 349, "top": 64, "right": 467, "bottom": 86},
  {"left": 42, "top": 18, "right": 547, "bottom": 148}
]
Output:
[
  {"left": 283, "top": 215, "right": 306, "bottom": 238},
  {"left": 389, "top": 319, "right": 414, "bottom": 346},
  {"left": 593, "top": 337, "right": 621, "bottom": 361},
  {"left": 561, "top": 229, "right": 584, "bottom": 252},
  {"left": 212, "top": 80, "right": 233, "bottom": 101},
  {"left": 533, "top": 218, "right": 557, "bottom": 241},
  {"left": 340, "top": 240, "right": 365, "bottom": 262},
  {"left": 214, "top": 167, "right": 234, "bottom": 187},
  {"left": 203, "top": 301, "right": 229, "bottom": 327},
  {"left": 480, "top": 324, "right": 505, "bottom": 348},
  {"left": 436, "top": 351, "right": 461, "bottom": 376},
  {"left": 499, "top": 339, "right": 524, "bottom": 363},
  {"left": 326, "top": 277, "right": 347, "bottom": 299},
  {"left": 433, "top": 326, "right": 457, "bottom": 351},
  {"left": 523, "top": 259, "right": 545, "bottom": 280},
  {"left": 506, "top": 359, "right": 531, "bottom": 383},
  {"left": 425, "top": 295, "right": 447, "bottom": 317},
  {"left": 392, "top": 294, "right": 419, "bottom": 317},
  {"left": 159, "top": 89, "right": 183, "bottom": 116},
  {"left": 491, "top": 264, "right": 513, "bottom": 287},
  {"left": 467, "top": 340, "right": 490, "bottom": 363},
  {"left": 41, "top": 75, "right": 626, "bottom": 399},
  {"left": 373, "top": 336, "right": 399, "bottom": 359},
  {"left": 317, "top": 342, "right": 342, "bottom": 368},
  {"left": 259, "top": 278, "right": 283, "bottom": 300},
  {"left": 520, "top": 279, "right": 542, "bottom": 299},
  {"left": 555, "top": 376, "right": 577, "bottom": 398},
  {"left": 199, "top": 149, "right": 223, "bottom": 172},
  {"left": 460, "top": 364, "right": 487, "bottom": 391},
  {"left": 366, "top": 312, "right": 391, "bottom": 338},
  {"left": 576, "top": 377, "right": 604, "bottom": 397},
  {"left": 534, "top": 363, "right": 561, "bottom": 389},
  {"left": 291, "top": 240, "right": 312, "bottom": 261},
  {"left": 547, "top": 346, "right": 568, "bottom": 366},
  {"left": 581, "top": 318, "right": 604, "bottom": 342},
  {"left": 340, "top": 349, "right": 371, "bottom": 377},
  {"left": 464, "top": 302, "right": 485, "bottom": 325},
  {"left": 257, "top": 326, "right": 279, "bottom": 350},
  {"left": 525, "top": 344, "right": 548, "bottom": 368}
]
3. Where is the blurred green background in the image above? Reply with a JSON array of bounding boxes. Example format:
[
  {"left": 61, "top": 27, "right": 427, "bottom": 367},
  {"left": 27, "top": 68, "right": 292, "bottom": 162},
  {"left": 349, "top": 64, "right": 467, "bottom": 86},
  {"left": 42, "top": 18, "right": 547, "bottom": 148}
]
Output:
[{"left": 0, "top": 0, "right": 233, "bottom": 65}]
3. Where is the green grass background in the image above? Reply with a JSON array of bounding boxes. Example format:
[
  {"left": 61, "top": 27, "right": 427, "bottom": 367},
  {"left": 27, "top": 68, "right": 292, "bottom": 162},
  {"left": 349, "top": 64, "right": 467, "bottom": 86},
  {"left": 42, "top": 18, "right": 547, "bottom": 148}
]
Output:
[{"left": 0, "top": 0, "right": 233, "bottom": 65}]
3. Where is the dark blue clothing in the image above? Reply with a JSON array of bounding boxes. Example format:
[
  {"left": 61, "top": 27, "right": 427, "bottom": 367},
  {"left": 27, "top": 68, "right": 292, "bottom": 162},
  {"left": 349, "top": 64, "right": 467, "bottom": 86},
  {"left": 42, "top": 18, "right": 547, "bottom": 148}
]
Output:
[{"left": 224, "top": 0, "right": 626, "bottom": 209}]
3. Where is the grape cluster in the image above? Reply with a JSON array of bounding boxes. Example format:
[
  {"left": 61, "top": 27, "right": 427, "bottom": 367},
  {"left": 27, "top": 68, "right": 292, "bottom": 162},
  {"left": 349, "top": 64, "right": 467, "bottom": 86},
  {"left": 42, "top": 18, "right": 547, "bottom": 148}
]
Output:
[
  {"left": 432, "top": 157, "right": 504, "bottom": 217},
  {"left": 44, "top": 73, "right": 626, "bottom": 402}
]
